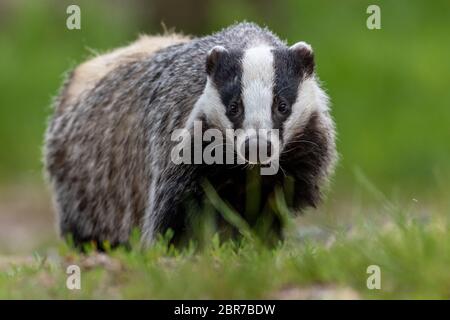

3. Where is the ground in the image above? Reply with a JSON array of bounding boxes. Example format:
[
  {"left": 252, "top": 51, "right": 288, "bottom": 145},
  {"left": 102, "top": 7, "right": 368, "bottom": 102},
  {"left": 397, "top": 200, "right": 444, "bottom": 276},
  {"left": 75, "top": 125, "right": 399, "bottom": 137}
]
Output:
[{"left": 0, "top": 180, "right": 449, "bottom": 299}]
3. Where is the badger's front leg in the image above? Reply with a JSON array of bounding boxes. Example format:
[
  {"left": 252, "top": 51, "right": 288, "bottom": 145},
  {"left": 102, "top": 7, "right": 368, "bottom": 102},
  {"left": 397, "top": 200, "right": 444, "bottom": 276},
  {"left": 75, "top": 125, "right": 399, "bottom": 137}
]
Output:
[{"left": 142, "top": 163, "right": 204, "bottom": 245}]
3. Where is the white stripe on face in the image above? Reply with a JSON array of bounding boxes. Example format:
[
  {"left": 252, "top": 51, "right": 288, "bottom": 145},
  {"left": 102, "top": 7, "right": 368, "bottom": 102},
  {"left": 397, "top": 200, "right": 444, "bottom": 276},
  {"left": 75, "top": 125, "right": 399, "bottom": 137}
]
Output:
[
  {"left": 282, "top": 77, "right": 329, "bottom": 144},
  {"left": 241, "top": 46, "right": 275, "bottom": 131},
  {"left": 187, "top": 80, "right": 233, "bottom": 130}
]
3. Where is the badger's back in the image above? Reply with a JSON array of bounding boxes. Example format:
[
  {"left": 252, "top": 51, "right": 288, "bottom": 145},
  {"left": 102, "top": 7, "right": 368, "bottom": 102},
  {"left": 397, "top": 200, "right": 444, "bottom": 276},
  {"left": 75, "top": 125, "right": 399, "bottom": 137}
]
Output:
[
  {"left": 45, "top": 23, "right": 284, "bottom": 246},
  {"left": 58, "top": 34, "right": 190, "bottom": 111}
]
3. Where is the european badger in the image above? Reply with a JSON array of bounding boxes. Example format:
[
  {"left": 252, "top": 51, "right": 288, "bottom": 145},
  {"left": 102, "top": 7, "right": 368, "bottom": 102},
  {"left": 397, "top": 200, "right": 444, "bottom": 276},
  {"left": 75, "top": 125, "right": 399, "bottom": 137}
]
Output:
[{"left": 45, "top": 23, "right": 337, "bottom": 247}]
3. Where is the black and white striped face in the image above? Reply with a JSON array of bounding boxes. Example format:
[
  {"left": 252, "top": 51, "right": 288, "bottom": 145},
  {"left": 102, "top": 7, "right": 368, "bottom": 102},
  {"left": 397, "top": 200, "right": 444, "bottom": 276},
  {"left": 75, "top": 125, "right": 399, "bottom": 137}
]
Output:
[{"left": 193, "top": 41, "right": 329, "bottom": 163}]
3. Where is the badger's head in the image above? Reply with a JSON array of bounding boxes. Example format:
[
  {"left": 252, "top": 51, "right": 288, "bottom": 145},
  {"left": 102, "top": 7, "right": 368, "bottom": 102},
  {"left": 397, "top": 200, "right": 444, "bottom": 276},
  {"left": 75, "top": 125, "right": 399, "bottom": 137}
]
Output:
[{"left": 186, "top": 41, "right": 336, "bottom": 202}]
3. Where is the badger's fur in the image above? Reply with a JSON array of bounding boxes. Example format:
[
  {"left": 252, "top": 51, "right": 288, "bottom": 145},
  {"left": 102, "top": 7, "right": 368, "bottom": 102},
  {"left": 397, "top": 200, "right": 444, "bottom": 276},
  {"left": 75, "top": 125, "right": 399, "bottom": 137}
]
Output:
[{"left": 45, "top": 23, "right": 337, "bottom": 247}]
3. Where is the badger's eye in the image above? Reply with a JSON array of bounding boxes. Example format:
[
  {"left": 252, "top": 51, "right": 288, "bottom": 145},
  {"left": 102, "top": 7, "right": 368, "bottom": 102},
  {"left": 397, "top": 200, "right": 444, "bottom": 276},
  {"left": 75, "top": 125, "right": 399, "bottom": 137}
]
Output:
[
  {"left": 228, "top": 100, "right": 241, "bottom": 116},
  {"left": 277, "top": 101, "right": 289, "bottom": 114}
]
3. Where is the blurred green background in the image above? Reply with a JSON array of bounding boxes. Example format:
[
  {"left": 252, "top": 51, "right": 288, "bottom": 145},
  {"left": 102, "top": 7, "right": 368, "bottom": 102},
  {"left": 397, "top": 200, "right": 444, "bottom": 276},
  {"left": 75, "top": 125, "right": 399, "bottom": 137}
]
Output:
[
  {"left": 0, "top": 0, "right": 449, "bottom": 251},
  {"left": 1, "top": 0, "right": 449, "bottom": 188}
]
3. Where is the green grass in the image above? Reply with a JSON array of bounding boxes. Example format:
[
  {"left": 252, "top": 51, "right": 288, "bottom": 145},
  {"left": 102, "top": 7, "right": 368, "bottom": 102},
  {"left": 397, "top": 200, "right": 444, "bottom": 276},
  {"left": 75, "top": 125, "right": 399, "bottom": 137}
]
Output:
[
  {"left": 1, "top": 216, "right": 449, "bottom": 299},
  {"left": 1, "top": 186, "right": 449, "bottom": 299}
]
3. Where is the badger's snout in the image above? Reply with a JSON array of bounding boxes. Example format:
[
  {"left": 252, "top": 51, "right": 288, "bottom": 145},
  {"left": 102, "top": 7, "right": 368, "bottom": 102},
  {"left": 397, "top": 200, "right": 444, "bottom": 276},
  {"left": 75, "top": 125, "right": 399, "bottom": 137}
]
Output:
[{"left": 238, "top": 134, "right": 278, "bottom": 164}]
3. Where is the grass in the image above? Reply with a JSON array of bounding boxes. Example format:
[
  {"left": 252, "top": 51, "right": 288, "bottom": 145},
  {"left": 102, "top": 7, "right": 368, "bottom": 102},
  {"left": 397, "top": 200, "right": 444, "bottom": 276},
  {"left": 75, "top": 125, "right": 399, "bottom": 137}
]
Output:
[{"left": 1, "top": 182, "right": 449, "bottom": 299}]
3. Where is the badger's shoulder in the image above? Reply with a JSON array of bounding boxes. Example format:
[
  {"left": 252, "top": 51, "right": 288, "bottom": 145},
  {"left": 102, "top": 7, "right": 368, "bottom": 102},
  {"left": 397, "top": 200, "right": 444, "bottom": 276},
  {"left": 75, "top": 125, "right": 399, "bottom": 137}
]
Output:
[{"left": 57, "top": 33, "right": 190, "bottom": 111}]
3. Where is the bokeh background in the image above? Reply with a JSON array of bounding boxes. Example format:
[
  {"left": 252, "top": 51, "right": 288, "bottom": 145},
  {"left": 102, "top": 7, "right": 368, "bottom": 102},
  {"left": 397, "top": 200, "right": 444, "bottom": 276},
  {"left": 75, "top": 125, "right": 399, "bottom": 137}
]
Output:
[{"left": 0, "top": 0, "right": 449, "bottom": 253}]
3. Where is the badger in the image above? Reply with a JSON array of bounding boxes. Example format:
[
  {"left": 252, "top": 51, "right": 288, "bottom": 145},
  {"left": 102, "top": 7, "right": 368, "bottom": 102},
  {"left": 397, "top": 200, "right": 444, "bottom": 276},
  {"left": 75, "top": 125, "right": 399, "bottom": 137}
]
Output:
[{"left": 45, "top": 22, "right": 337, "bottom": 248}]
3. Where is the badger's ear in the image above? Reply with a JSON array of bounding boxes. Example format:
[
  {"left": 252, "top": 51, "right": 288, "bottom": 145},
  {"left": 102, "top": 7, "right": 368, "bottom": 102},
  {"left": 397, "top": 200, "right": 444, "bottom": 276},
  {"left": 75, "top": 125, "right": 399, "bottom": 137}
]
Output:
[
  {"left": 289, "top": 41, "right": 314, "bottom": 76},
  {"left": 206, "top": 45, "right": 228, "bottom": 76}
]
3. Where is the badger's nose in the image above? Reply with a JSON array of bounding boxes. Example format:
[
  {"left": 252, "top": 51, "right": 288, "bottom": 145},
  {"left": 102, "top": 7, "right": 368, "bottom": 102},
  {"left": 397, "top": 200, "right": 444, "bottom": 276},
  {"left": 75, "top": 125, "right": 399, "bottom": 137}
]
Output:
[{"left": 241, "top": 136, "right": 272, "bottom": 164}]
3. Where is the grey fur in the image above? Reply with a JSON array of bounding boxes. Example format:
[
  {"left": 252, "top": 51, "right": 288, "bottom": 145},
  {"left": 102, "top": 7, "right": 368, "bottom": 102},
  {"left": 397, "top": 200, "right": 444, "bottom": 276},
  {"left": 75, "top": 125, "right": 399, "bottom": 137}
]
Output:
[{"left": 44, "top": 22, "right": 337, "bottom": 247}]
